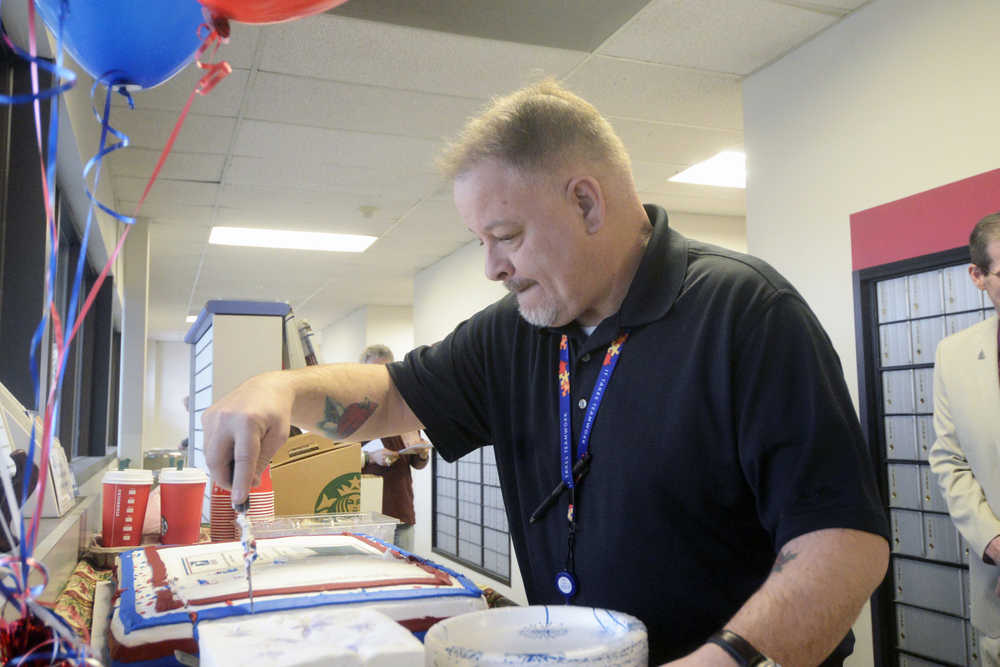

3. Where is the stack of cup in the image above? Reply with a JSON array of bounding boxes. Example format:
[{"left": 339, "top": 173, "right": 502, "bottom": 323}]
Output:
[
  {"left": 210, "top": 467, "right": 274, "bottom": 541},
  {"left": 159, "top": 467, "right": 208, "bottom": 545},
  {"left": 102, "top": 469, "right": 154, "bottom": 547}
]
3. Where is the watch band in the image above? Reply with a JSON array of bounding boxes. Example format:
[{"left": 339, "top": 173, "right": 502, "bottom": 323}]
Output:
[{"left": 707, "top": 629, "right": 778, "bottom": 667}]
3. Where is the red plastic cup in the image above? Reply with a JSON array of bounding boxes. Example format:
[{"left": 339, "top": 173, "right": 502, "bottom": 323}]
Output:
[
  {"left": 102, "top": 469, "right": 154, "bottom": 547},
  {"left": 159, "top": 468, "right": 208, "bottom": 545},
  {"left": 210, "top": 468, "right": 273, "bottom": 541}
]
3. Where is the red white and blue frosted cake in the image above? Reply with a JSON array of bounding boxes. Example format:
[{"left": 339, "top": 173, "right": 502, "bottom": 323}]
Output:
[{"left": 108, "top": 533, "right": 486, "bottom": 666}]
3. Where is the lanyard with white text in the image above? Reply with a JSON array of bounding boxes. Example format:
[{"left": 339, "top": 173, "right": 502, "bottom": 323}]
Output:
[{"left": 555, "top": 330, "right": 629, "bottom": 601}]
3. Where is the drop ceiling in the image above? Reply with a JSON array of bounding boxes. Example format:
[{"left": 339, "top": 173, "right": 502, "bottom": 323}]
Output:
[{"left": 3, "top": 0, "right": 870, "bottom": 339}]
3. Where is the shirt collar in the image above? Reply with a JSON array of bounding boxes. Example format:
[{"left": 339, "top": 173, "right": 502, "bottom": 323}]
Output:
[{"left": 542, "top": 204, "right": 688, "bottom": 341}]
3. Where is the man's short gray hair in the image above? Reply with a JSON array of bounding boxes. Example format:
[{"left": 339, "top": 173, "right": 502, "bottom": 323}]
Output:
[
  {"left": 436, "top": 78, "right": 632, "bottom": 182},
  {"left": 360, "top": 344, "right": 394, "bottom": 363}
]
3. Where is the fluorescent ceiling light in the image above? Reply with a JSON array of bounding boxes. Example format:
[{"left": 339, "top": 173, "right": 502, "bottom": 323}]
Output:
[
  {"left": 669, "top": 150, "right": 746, "bottom": 189},
  {"left": 185, "top": 315, "right": 197, "bottom": 323},
  {"left": 208, "top": 227, "right": 377, "bottom": 253}
]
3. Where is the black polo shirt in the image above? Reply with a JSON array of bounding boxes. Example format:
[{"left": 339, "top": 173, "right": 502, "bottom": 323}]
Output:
[{"left": 388, "top": 205, "right": 888, "bottom": 664}]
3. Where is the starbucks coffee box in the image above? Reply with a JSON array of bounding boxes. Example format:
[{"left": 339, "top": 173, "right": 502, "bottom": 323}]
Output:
[{"left": 271, "top": 433, "right": 361, "bottom": 516}]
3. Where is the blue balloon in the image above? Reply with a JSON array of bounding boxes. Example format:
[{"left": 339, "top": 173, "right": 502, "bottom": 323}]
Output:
[{"left": 34, "top": 0, "right": 206, "bottom": 90}]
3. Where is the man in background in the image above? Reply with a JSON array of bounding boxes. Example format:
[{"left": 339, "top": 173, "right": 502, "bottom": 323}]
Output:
[
  {"left": 930, "top": 212, "right": 1000, "bottom": 664},
  {"left": 359, "top": 344, "right": 430, "bottom": 551}
]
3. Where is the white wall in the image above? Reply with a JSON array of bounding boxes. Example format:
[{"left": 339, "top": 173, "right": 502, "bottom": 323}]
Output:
[
  {"left": 319, "top": 307, "right": 367, "bottom": 363},
  {"left": 364, "top": 305, "right": 414, "bottom": 362},
  {"left": 745, "top": 0, "right": 1000, "bottom": 403},
  {"left": 319, "top": 305, "right": 414, "bottom": 364},
  {"left": 743, "top": 1, "right": 1000, "bottom": 663},
  {"left": 411, "top": 239, "right": 524, "bottom": 602},
  {"left": 669, "top": 212, "right": 746, "bottom": 253},
  {"left": 142, "top": 341, "right": 189, "bottom": 453}
]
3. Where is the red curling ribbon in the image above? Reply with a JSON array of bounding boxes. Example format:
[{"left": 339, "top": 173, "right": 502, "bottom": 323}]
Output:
[{"left": 132, "top": 21, "right": 232, "bottom": 214}]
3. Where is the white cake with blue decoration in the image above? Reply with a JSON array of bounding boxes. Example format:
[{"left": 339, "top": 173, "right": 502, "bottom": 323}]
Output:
[{"left": 108, "top": 533, "right": 486, "bottom": 666}]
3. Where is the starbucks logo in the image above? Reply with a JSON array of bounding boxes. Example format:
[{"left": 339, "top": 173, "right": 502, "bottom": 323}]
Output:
[{"left": 314, "top": 473, "right": 360, "bottom": 514}]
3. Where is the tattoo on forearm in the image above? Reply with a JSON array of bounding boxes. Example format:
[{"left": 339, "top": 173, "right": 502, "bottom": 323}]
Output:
[
  {"left": 772, "top": 549, "right": 798, "bottom": 573},
  {"left": 317, "top": 396, "right": 377, "bottom": 439}
]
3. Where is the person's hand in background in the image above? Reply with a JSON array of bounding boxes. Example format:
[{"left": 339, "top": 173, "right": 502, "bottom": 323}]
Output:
[{"left": 366, "top": 448, "right": 399, "bottom": 467}]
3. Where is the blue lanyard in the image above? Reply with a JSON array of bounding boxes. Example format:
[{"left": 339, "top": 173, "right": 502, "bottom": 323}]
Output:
[
  {"left": 558, "top": 331, "right": 629, "bottom": 490},
  {"left": 554, "top": 331, "right": 629, "bottom": 601}
]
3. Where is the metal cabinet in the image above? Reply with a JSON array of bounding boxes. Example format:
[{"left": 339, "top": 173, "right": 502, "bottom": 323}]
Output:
[{"left": 184, "top": 300, "right": 288, "bottom": 520}]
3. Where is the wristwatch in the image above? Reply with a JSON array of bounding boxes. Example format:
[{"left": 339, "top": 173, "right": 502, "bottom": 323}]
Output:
[{"left": 707, "top": 630, "right": 781, "bottom": 667}]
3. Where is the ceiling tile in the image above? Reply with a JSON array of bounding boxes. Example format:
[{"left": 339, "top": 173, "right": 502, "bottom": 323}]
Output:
[
  {"left": 113, "top": 177, "right": 219, "bottom": 208},
  {"left": 565, "top": 56, "right": 743, "bottom": 130},
  {"left": 385, "top": 199, "right": 471, "bottom": 247},
  {"left": 111, "top": 68, "right": 250, "bottom": 117},
  {"left": 217, "top": 23, "right": 265, "bottom": 69},
  {"left": 328, "top": 0, "right": 651, "bottom": 52},
  {"left": 215, "top": 185, "right": 416, "bottom": 235},
  {"left": 611, "top": 117, "right": 743, "bottom": 166},
  {"left": 230, "top": 120, "right": 442, "bottom": 173},
  {"left": 225, "top": 156, "right": 442, "bottom": 200},
  {"left": 108, "top": 148, "right": 226, "bottom": 182},
  {"left": 631, "top": 159, "right": 695, "bottom": 192},
  {"left": 110, "top": 110, "right": 236, "bottom": 153},
  {"left": 257, "top": 14, "right": 587, "bottom": 99},
  {"left": 245, "top": 73, "right": 484, "bottom": 141},
  {"left": 599, "top": 0, "right": 837, "bottom": 76},
  {"left": 122, "top": 201, "right": 217, "bottom": 224},
  {"left": 793, "top": 0, "right": 869, "bottom": 9},
  {"left": 638, "top": 189, "right": 746, "bottom": 217}
]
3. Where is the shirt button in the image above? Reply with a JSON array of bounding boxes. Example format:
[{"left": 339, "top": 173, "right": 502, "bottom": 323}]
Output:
[
  {"left": 578, "top": 398, "right": 587, "bottom": 409},
  {"left": 582, "top": 353, "right": 591, "bottom": 362}
]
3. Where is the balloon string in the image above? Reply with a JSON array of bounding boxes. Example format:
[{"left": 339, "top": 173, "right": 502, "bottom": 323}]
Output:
[
  {"left": 26, "top": 21, "right": 234, "bottom": 550},
  {"left": 19, "top": 0, "right": 71, "bottom": 576},
  {"left": 133, "top": 23, "right": 232, "bottom": 211},
  {"left": 57, "top": 21, "right": 233, "bottom": 361}
]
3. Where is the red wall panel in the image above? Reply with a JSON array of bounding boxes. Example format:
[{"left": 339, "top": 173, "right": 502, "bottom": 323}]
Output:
[{"left": 850, "top": 168, "right": 1000, "bottom": 271}]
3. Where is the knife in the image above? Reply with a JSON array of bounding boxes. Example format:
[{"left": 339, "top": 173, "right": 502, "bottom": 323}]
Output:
[
  {"left": 234, "top": 499, "right": 256, "bottom": 613},
  {"left": 230, "top": 462, "right": 256, "bottom": 613}
]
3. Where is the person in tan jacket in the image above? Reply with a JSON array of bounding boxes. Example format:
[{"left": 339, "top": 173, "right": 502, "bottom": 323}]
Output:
[{"left": 930, "top": 212, "right": 1000, "bottom": 664}]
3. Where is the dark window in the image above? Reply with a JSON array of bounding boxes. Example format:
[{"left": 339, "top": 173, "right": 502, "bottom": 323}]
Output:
[
  {"left": 432, "top": 445, "right": 510, "bottom": 584},
  {"left": 0, "top": 48, "right": 120, "bottom": 460}
]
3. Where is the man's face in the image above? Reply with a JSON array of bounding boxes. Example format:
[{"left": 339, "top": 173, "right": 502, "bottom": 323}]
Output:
[
  {"left": 970, "top": 238, "right": 1000, "bottom": 315},
  {"left": 454, "top": 160, "right": 596, "bottom": 328}
]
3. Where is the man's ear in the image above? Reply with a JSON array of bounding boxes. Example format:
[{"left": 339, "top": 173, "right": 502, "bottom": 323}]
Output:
[
  {"left": 566, "top": 176, "right": 605, "bottom": 234},
  {"left": 969, "top": 263, "right": 987, "bottom": 291}
]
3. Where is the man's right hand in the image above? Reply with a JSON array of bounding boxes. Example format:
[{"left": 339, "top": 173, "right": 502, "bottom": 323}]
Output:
[{"left": 203, "top": 370, "right": 294, "bottom": 506}]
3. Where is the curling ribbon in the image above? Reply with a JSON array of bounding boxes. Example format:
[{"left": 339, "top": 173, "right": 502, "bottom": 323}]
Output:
[
  {"left": 24, "top": 20, "right": 233, "bottom": 553},
  {"left": 131, "top": 19, "right": 232, "bottom": 211},
  {"left": 0, "top": 556, "right": 49, "bottom": 612}
]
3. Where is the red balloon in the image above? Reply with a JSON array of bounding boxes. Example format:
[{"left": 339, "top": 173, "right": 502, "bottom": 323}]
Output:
[{"left": 200, "top": 0, "right": 350, "bottom": 24}]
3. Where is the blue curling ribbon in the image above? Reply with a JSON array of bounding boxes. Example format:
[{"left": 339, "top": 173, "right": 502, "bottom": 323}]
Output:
[
  {"left": 0, "top": 25, "right": 77, "bottom": 106},
  {"left": 0, "top": 556, "right": 48, "bottom": 613},
  {"left": 82, "top": 77, "right": 136, "bottom": 225},
  {"left": 15, "top": 0, "right": 77, "bottom": 581}
]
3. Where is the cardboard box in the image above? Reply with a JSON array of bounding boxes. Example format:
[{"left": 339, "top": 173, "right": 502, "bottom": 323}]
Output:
[
  {"left": 271, "top": 434, "right": 361, "bottom": 516},
  {"left": 360, "top": 474, "right": 383, "bottom": 513}
]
